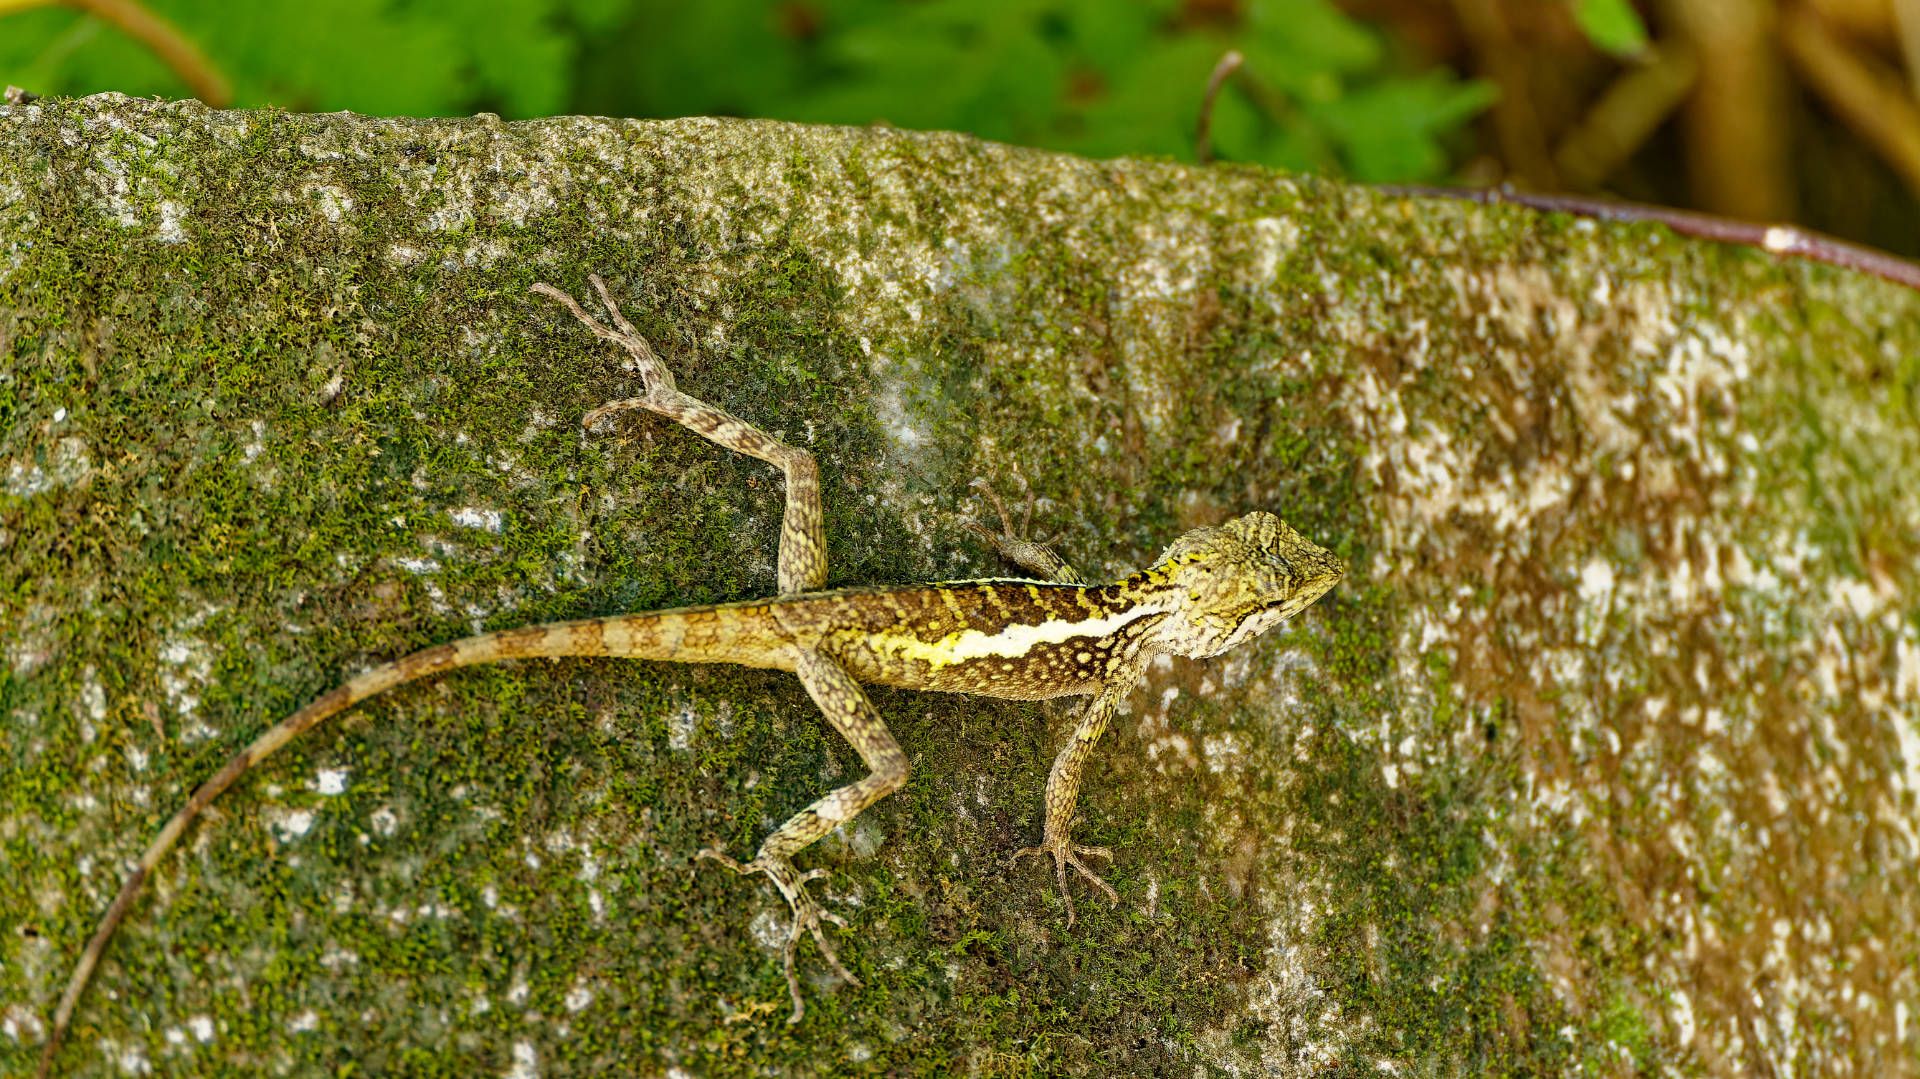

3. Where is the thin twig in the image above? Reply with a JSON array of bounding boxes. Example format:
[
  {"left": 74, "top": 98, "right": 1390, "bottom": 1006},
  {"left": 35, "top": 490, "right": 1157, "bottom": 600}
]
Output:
[
  {"left": 1380, "top": 184, "right": 1920, "bottom": 293},
  {"left": 1194, "top": 50, "right": 1242, "bottom": 165},
  {"left": 1, "top": 0, "right": 232, "bottom": 105}
]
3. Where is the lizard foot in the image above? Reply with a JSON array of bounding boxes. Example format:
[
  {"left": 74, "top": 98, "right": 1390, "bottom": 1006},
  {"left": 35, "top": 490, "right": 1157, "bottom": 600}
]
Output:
[
  {"left": 963, "top": 467, "right": 1077, "bottom": 582},
  {"left": 698, "top": 848, "right": 861, "bottom": 1023},
  {"left": 1012, "top": 833, "right": 1118, "bottom": 928},
  {"left": 531, "top": 275, "right": 683, "bottom": 426}
]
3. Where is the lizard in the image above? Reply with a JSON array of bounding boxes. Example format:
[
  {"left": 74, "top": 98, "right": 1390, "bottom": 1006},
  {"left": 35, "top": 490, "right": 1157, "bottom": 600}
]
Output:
[{"left": 38, "top": 273, "right": 1344, "bottom": 1074}]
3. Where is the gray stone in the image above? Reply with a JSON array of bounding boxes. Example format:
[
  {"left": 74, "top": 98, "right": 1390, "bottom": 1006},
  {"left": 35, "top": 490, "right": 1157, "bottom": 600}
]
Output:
[{"left": 3, "top": 93, "right": 1917, "bottom": 1075}]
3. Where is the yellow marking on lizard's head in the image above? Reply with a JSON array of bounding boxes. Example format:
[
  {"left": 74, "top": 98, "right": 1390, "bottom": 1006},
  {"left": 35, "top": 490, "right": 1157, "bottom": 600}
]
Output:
[{"left": 1148, "top": 511, "right": 1344, "bottom": 658}]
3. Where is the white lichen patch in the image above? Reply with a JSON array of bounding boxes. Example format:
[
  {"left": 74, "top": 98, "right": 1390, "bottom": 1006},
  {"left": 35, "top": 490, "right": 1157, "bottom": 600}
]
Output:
[
  {"left": 5, "top": 435, "right": 91, "bottom": 496},
  {"left": 1201, "top": 731, "right": 1245, "bottom": 775},
  {"left": 304, "top": 184, "right": 352, "bottom": 222},
  {"left": 269, "top": 808, "right": 314, "bottom": 841},
  {"left": 867, "top": 350, "right": 928, "bottom": 464},
  {"left": 831, "top": 815, "right": 885, "bottom": 859},
  {"left": 369, "top": 806, "right": 399, "bottom": 836},
  {"left": 318, "top": 946, "right": 358, "bottom": 972},
  {"left": 563, "top": 983, "right": 593, "bottom": 1012},
  {"left": 449, "top": 506, "right": 504, "bottom": 532},
  {"left": 2, "top": 1002, "right": 45, "bottom": 1042},
  {"left": 157, "top": 632, "right": 213, "bottom": 722},
  {"left": 6, "top": 602, "right": 57, "bottom": 677},
  {"left": 77, "top": 671, "right": 107, "bottom": 729},
  {"left": 154, "top": 199, "right": 186, "bottom": 243},
  {"left": 241, "top": 418, "right": 267, "bottom": 463},
  {"left": 115, "top": 1042, "right": 151, "bottom": 1074},
  {"left": 667, "top": 702, "right": 697, "bottom": 751},
  {"left": 748, "top": 908, "right": 788, "bottom": 952},
  {"left": 1230, "top": 215, "right": 1303, "bottom": 288},
  {"left": 83, "top": 115, "right": 182, "bottom": 246},
  {"left": 506, "top": 1039, "right": 539, "bottom": 1079}
]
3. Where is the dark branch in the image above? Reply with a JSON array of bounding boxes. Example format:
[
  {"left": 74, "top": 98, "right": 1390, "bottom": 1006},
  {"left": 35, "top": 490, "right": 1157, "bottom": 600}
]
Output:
[{"left": 1382, "top": 184, "right": 1920, "bottom": 293}]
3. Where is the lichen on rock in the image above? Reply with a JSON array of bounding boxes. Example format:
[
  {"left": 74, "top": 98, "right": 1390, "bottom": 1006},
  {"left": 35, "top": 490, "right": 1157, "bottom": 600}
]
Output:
[{"left": 2, "top": 93, "right": 1917, "bottom": 1075}]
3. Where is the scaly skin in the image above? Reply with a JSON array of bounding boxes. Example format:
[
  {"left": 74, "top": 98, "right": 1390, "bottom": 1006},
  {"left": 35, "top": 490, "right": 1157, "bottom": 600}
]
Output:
[{"left": 38, "top": 274, "right": 1343, "bottom": 1073}]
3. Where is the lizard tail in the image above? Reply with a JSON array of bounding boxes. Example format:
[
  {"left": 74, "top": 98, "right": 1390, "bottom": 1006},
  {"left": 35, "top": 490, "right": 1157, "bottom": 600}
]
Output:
[{"left": 38, "top": 613, "right": 709, "bottom": 1077}]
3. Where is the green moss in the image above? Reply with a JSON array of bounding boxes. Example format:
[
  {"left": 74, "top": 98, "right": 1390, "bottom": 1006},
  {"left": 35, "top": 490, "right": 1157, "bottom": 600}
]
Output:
[{"left": 5, "top": 95, "right": 1919, "bottom": 1076}]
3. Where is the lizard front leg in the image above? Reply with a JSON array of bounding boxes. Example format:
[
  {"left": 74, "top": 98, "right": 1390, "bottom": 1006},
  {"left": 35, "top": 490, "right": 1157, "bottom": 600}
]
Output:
[
  {"left": 700, "top": 647, "right": 908, "bottom": 1022},
  {"left": 1013, "top": 664, "right": 1145, "bottom": 926},
  {"left": 965, "top": 475, "right": 1142, "bottom": 924}
]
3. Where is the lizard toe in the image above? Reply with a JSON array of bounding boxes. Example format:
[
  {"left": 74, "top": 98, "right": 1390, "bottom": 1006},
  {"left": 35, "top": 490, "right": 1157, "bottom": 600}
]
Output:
[
  {"left": 1014, "top": 835, "right": 1121, "bottom": 926},
  {"left": 698, "top": 850, "right": 860, "bottom": 1023}
]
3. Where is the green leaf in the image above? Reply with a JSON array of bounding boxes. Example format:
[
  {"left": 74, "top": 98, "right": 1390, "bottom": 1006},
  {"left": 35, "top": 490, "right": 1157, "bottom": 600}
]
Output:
[
  {"left": 1310, "top": 73, "right": 1495, "bottom": 182},
  {"left": 0, "top": 0, "right": 1495, "bottom": 183},
  {"left": 1572, "top": 0, "right": 1650, "bottom": 59},
  {"left": 563, "top": 0, "right": 629, "bottom": 31},
  {"left": 1063, "top": 0, "right": 1163, "bottom": 71},
  {"left": 1070, "top": 36, "right": 1225, "bottom": 159},
  {"left": 1243, "top": 0, "right": 1381, "bottom": 83},
  {"left": 418, "top": 0, "right": 572, "bottom": 117}
]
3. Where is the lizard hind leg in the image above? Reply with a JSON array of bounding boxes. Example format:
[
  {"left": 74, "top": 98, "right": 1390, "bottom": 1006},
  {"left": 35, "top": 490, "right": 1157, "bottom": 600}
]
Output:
[
  {"left": 534, "top": 275, "right": 828, "bottom": 595},
  {"left": 700, "top": 647, "right": 908, "bottom": 1023}
]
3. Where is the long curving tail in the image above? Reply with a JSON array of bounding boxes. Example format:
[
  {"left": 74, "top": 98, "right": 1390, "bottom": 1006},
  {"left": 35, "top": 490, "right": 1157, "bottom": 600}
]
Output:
[{"left": 38, "top": 607, "right": 780, "bottom": 1077}]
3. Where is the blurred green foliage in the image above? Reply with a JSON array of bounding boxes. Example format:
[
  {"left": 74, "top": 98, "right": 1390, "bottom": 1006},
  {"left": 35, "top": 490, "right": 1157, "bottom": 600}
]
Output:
[
  {"left": 1571, "top": 0, "right": 1650, "bottom": 60},
  {"left": 0, "top": 0, "right": 1490, "bottom": 181}
]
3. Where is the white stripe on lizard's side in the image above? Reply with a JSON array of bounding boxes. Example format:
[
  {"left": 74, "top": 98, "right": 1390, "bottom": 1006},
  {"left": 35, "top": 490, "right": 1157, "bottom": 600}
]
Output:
[{"left": 890, "top": 606, "right": 1159, "bottom": 668}]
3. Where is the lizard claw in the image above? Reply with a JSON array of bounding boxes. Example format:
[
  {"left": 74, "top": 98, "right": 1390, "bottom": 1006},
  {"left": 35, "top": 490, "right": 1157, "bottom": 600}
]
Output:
[
  {"left": 532, "top": 277, "right": 682, "bottom": 427},
  {"left": 965, "top": 470, "right": 1077, "bottom": 583},
  {"left": 1012, "top": 835, "right": 1120, "bottom": 928},
  {"left": 967, "top": 472, "right": 1062, "bottom": 546},
  {"left": 697, "top": 848, "right": 861, "bottom": 1023},
  {"left": 971, "top": 470, "right": 1035, "bottom": 536}
]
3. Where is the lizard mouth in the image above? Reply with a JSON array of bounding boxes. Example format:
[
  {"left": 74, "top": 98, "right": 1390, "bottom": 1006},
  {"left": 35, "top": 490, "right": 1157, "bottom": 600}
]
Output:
[{"left": 1258, "top": 599, "right": 1306, "bottom": 622}]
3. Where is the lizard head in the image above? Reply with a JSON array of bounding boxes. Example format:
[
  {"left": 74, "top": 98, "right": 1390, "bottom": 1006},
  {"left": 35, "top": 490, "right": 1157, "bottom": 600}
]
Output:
[{"left": 1148, "top": 511, "right": 1344, "bottom": 658}]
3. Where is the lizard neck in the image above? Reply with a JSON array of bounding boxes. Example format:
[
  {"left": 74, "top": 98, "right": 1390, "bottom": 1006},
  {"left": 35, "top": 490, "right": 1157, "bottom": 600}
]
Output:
[
  {"left": 1093, "top": 562, "right": 1225, "bottom": 658},
  {"left": 1096, "top": 564, "right": 1186, "bottom": 619}
]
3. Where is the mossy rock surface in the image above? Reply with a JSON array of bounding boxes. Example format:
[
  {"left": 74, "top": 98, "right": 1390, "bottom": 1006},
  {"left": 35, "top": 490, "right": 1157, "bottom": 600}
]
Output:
[{"left": 3, "top": 94, "right": 1918, "bottom": 1076}]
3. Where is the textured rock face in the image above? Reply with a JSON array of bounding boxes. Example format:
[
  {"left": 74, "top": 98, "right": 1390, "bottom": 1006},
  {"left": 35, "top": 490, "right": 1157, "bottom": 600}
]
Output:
[{"left": 2, "top": 93, "right": 1917, "bottom": 1076}]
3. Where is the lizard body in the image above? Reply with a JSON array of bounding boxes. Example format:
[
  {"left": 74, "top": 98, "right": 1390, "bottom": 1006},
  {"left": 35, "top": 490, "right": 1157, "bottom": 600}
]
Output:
[{"left": 38, "top": 275, "right": 1342, "bottom": 1073}]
